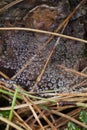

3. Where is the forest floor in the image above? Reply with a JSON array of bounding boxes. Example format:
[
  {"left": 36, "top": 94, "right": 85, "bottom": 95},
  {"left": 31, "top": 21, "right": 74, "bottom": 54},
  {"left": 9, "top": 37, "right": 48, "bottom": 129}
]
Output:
[{"left": 0, "top": 0, "right": 87, "bottom": 130}]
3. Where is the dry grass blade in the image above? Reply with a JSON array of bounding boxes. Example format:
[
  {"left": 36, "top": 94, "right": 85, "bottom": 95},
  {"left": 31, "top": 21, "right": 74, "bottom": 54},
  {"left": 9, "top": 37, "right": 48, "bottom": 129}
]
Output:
[
  {"left": 32, "top": 108, "right": 57, "bottom": 130},
  {"left": 57, "top": 93, "right": 87, "bottom": 97},
  {"left": 0, "top": 71, "right": 10, "bottom": 80},
  {"left": 0, "top": 82, "right": 15, "bottom": 94},
  {"left": 0, "top": 82, "right": 22, "bottom": 99},
  {"left": 0, "top": 116, "right": 24, "bottom": 130},
  {"left": 23, "top": 96, "right": 44, "bottom": 130},
  {"left": 0, "top": 104, "right": 28, "bottom": 111},
  {"left": 14, "top": 111, "right": 32, "bottom": 130},
  {"left": 0, "top": 27, "right": 87, "bottom": 43},
  {"left": 82, "top": 66, "right": 87, "bottom": 72},
  {"left": 56, "top": 108, "right": 82, "bottom": 128},
  {"left": 51, "top": 110, "right": 87, "bottom": 129},
  {"left": 24, "top": 96, "right": 57, "bottom": 130},
  {"left": 57, "top": 65, "right": 87, "bottom": 78},
  {"left": 70, "top": 79, "right": 87, "bottom": 90},
  {"left": 0, "top": 0, "right": 24, "bottom": 13}
]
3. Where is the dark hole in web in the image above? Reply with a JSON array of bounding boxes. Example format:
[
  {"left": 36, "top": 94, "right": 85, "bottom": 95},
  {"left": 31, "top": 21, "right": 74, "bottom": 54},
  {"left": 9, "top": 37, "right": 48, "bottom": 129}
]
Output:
[{"left": 0, "top": 66, "right": 16, "bottom": 78}]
